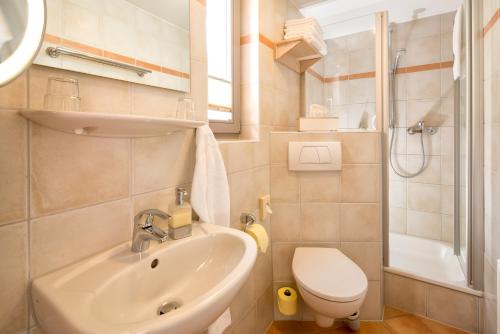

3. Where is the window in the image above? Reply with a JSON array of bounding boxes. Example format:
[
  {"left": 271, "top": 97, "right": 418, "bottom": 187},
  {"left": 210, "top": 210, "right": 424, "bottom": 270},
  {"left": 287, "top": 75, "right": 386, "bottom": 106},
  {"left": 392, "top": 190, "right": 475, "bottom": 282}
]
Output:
[{"left": 206, "top": 0, "right": 240, "bottom": 133}]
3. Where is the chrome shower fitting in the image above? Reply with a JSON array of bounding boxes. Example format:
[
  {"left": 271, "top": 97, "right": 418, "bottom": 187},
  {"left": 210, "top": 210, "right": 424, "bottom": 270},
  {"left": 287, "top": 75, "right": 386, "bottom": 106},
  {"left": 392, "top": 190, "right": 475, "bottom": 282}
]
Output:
[{"left": 407, "top": 120, "right": 437, "bottom": 135}]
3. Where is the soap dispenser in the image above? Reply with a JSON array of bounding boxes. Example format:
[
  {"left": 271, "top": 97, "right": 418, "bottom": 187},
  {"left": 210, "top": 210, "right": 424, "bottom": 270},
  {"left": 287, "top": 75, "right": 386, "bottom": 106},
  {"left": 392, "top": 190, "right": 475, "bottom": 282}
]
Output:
[{"left": 168, "top": 187, "right": 192, "bottom": 239}]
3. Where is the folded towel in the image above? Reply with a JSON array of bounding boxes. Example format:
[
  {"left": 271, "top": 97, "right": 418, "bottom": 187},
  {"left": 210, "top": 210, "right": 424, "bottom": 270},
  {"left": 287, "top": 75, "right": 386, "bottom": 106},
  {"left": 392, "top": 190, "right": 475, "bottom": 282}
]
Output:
[
  {"left": 285, "top": 17, "right": 323, "bottom": 34},
  {"left": 0, "top": 8, "right": 13, "bottom": 49},
  {"left": 453, "top": 5, "right": 463, "bottom": 80},
  {"left": 285, "top": 28, "right": 324, "bottom": 43},
  {"left": 191, "top": 125, "right": 230, "bottom": 227},
  {"left": 285, "top": 25, "right": 323, "bottom": 38},
  {"left": 207, "top": 309, "right": 231, "bottom": 334}
]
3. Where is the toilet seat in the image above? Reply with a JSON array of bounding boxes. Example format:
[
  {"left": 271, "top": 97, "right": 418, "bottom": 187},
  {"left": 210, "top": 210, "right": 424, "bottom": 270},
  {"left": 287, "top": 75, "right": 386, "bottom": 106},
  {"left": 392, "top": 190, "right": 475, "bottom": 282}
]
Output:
[{"left": 292, "top": 247, "right": 368, "bottom": 303}]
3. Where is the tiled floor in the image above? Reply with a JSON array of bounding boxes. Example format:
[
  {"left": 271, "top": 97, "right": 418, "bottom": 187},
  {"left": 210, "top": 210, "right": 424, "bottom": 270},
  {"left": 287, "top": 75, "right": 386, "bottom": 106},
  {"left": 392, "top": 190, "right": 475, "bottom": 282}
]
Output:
[{"left": 266, "top": 307, "right": 468, "bottom": 334}]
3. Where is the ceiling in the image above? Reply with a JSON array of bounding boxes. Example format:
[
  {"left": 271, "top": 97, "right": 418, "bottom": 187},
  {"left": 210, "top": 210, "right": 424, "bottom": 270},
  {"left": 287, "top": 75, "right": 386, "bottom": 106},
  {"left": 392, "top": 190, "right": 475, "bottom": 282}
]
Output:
[
  {"left": 126, "top": 0, "right": 189, "bottom": 30},
  {"left": 298, "top": 0, "right": 461, "bottom": 39}
]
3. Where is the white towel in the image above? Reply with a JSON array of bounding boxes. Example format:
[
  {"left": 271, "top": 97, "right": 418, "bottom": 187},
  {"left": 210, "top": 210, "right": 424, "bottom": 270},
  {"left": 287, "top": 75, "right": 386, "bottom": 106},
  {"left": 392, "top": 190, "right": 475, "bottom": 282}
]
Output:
[
  {"left": 0, "top": 8, "right": 13, "bottom": 49},
  {"left": 207, "top": 309, "right": 231, "bottom": 334},
  {"left": 191, "top": 125, "right": 230, "bottom": 227},
  {"left": 452, "top": 5, "right": 463, "bottom": 80},
  {"left": 285, "top": 25, "right": 323, "bottom": 38},
  {"left": 285, "top": 17, "right": 323, "bottom": 34}
]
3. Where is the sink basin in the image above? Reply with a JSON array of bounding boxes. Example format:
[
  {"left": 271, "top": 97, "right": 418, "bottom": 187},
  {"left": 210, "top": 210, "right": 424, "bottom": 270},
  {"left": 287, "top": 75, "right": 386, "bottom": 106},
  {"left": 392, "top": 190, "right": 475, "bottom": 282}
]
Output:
[{"left": 32, "top": 223, "right": 257, "bottom": 334}]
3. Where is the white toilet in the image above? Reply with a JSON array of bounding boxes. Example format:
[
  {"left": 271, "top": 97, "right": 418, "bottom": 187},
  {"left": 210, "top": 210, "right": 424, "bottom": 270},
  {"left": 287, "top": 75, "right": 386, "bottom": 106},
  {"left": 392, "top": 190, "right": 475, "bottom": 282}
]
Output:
[{"left": 292, "top": 247, "right": 368, "bottom": 328}]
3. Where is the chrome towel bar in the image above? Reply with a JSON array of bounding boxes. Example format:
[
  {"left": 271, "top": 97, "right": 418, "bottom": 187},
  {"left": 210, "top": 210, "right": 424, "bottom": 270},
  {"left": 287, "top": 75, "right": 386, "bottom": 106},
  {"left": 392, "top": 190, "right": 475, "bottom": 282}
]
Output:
[{"left": 46, "top": 46, "right": 152, "bottom": 77}]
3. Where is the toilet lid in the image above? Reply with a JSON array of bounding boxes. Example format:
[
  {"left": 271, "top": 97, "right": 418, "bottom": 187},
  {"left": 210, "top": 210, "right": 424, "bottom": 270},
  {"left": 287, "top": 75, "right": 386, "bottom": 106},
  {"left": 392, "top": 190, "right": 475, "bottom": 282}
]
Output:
[{"left": 292, "top": 247, "right": 368, "bottom": 303}]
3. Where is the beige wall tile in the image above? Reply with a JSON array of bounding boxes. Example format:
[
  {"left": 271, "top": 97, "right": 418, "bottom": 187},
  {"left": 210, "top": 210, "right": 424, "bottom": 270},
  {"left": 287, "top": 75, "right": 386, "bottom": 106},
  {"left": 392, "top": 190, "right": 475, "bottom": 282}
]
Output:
[
  {"left": 406, "top": 209, "right": 442, "bottom": 240},
  {"left": 0, "top": 111, "right": 27, "bottom": 224},
  {"left": 341, "top": 242, "right": 381, "bottom": 280},
  {"left": 30, "top": 125, "right": 130, "bottom": 216},
  {"left": 389, "top": 207, "right": 407, "bottom": 233},
  {"left": 230, "top": 271, "right": 255, "bottom": 324},
  {"left": 407, "top": 183, "right": 441, "bottom": 213},
  {"left": 254, "top": 248, "right": 273, "bottom": 298},
  {"left": 427, "top": 285, "right": 479, "bottom": 332},
  {"left": 190, "top": 59, "right": 208, "bottom": 122},
  {"left": 30, "top": 199, "right": 131, "bottom": 278},
  {"left": 133, "top": 131, "right": 195, "bottom": 194},
  {"left": 271, "top": 203, "right": 300, "bottom": 242},
  {"left": 407, "top": 155, "right": 441, "bottom": 184},
  {"left": 405, "top": 35, "right": 441, "bottom": 66},
  {"left": 299, "top": 172, "right": 340, "bottom": 203},
  {"left": 341, "top": 164, "right": 381, "bottom": 203},
  {"left": 256, "top": 285, "right": 274, "bottom": 334},
  {"left": 131, "top": 84, "right": 179, "bottom": 118},
  {"left": 0, "top": 72, "right": 27, "bottom": 109},
  {"left": 340, "top": 203, "right": 381, "bottom": 242},
  {"left": 270, "top": 132, "right": 298, "bottom": 164},
  {"left": 29, "top": 65, "right": 131, "bottom": 114},
  {"left": 0, "top": 222, "right": 28, "bottom": 334},
  {"left": 384, "top": 272, "right": 427, "bottom": 316},
  {"left": 230, "top": 307, "right": 256, "bottom": 334},
  {"left": 270, "top": 165, "right": 299, "bottom": 203},
  {"left": 272, "top": 242, "right": 298, "bottom": 282},
  {"left": 300, "top": 203, "right": 340, "bottom": 242},
  {"left": 360, "top": 281, "right": 382, "bottom": 320},
  {"left": 406, "top": 70, "right": 441, "bottom": 100},
  {"left": 221, "top": 142, "right": 255, "bottom": 173},
  {"left": 229, "top": 169, "right": 257, "bottom": 225},
  {"left": 341, "top": 132, "right": 381, "bottom": 164}
]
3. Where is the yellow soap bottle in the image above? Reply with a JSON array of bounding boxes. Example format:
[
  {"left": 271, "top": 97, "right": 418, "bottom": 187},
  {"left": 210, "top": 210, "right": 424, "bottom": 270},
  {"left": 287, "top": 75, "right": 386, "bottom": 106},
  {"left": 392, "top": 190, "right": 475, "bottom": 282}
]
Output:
[{"left": 169, "top": 187, "right": 192, "bottom": 236}]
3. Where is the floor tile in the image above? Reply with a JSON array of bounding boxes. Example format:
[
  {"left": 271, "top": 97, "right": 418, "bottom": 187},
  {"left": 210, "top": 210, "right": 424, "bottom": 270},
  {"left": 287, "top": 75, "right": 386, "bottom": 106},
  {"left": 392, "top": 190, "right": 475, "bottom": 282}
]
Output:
[
  {"left": 384, "top": 315, "right": 433, "bottom": 334},
  {"left": 383, "top": 306, "right": 408, "bottom": 320}
]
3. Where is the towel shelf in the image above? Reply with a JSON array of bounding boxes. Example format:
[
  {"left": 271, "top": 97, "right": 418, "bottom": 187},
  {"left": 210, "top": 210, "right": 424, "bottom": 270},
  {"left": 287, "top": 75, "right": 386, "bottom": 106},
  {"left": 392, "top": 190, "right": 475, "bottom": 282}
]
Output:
[
  {"left": 274, "top": 37, "right": 323, "bottom": 73},
  {"left": 19, "top": 109, "right": 205, "bottom": 138}
]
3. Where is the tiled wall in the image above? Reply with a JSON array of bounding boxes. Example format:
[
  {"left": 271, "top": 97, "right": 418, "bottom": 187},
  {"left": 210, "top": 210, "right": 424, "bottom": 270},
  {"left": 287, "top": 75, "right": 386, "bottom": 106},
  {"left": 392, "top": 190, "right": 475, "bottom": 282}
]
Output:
[
  {"left": 270, "top": 131, "right": 383, "bottom": 321},
  {"left": 384, "top": 272, "right": 481, "bottom": 332},
  {"left": 482, "top": 0, "right": 500, "bottom": 332},
  {"left": 304, "top": 30, "right": 377, "bottom": 129},
  {"left": 388, "top": 12, "right": 456, "bottom": 243}
]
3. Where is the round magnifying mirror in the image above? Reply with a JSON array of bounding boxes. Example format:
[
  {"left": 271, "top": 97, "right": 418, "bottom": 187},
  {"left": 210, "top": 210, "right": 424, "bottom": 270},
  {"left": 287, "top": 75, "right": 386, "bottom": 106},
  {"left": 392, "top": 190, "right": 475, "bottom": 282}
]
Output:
[{"left": 0, "top": 0, "right": 46, "bottom": 86}]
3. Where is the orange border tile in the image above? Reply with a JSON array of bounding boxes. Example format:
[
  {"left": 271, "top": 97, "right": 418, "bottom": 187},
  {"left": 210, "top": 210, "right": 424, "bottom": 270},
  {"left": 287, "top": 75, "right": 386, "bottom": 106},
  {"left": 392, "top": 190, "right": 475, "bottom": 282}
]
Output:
[
  {"left": 259, "top": 34, "right": 275, "bottom": 49},
  {"left": 44, "top": 33, "right": 61, "bottom": 44},
  {"left": 349, "top": 71, "right": 375, "bottom": 80},
  {"left": 404, "top": 62, "right": 441, "bottom": 73},
  {"left": 61, "top": 38, "right": 102, "bottom": 57},
  {"left": 307, "top": 68, "right": 324, "bottom": 82},
  {"left": 136, "top": 60, "right": 162, "bottom": 72},
  {"left": 240, "top": 34, "right": 257, "bottom": 46},
  {"left": 103, "top": 50, "right": 135, "bottom": 65},
  {"left": 483, "top": 8, "right": 500, "bottom": 37}
]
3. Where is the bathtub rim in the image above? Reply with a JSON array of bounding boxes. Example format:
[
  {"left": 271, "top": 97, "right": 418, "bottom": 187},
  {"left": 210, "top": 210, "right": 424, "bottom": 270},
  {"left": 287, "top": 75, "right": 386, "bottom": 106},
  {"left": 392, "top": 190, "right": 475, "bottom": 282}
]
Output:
[{"left": 383, "top": 266, "right": 483, "bottom": 297}]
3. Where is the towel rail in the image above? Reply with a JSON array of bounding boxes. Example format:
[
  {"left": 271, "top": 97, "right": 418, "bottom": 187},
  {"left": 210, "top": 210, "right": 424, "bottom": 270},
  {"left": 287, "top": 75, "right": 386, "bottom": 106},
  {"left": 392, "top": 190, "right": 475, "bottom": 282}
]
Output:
[{"left": 46, "top": 46, "right": 152, "bottom": 77}]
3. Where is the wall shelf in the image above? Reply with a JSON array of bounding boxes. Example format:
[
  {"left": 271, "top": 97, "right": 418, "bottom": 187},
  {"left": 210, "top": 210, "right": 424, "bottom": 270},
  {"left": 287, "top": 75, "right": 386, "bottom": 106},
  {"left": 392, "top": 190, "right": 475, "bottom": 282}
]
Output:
[
  {"left": 274, "top": 37, "right": 323, "bottom": 73},
  {"left": 19, "top": 110, "right": 206, "bottom": 138}
]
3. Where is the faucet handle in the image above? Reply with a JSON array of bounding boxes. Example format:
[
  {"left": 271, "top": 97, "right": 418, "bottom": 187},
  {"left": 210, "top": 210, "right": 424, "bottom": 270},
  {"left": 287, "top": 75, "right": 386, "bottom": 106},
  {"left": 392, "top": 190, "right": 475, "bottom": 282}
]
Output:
[{"left": 134, "top": 209, "right": 170, "bottom": 228}]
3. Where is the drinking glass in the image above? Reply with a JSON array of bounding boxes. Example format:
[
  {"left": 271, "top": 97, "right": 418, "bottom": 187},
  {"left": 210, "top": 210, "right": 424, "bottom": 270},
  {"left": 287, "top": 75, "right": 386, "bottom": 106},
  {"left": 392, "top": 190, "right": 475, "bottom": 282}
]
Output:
[
  {"left": 176, "top": 96, "right": 195, "bottom": 120},
  {"left": 43, "top": 77, "right": 81, "bottom": 112}
]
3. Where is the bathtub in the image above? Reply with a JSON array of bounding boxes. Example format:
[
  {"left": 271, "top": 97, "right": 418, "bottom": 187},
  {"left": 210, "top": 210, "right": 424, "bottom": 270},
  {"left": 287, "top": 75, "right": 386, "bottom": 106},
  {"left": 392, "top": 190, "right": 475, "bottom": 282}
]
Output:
[{"left": 386, "top": 232, "right": 481, "bottom": 296}]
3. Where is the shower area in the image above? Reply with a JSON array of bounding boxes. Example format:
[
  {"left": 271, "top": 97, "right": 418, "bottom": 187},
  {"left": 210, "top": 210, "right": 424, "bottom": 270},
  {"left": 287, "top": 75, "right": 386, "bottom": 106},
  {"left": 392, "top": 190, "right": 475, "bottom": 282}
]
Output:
[{"left": 384, "top": 1, "right": 483, "bottom": 296}]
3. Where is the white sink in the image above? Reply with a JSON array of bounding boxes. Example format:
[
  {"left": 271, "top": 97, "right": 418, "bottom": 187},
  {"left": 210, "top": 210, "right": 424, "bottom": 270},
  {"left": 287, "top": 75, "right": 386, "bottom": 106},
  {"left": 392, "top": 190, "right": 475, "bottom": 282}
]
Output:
[{"left": 32, "top": 223, "right": 257, "bottom": 334}]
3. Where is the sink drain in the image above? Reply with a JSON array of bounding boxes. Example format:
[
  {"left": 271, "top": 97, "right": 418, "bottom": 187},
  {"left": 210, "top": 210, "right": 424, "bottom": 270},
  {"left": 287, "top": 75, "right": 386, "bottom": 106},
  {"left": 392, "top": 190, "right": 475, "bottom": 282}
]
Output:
[{"left": 157, "top": 301, "right": 182, "bottom": 316}]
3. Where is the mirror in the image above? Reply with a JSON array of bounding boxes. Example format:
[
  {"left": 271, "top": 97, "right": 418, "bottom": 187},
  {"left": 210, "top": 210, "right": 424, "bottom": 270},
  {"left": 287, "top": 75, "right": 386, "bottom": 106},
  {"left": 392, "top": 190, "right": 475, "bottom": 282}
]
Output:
[
  {"left": 35, "top": 0, "right": 191, "bottom": 93},
  {"left": 0, "top": 0, "right": 46, "bottom": 86}
]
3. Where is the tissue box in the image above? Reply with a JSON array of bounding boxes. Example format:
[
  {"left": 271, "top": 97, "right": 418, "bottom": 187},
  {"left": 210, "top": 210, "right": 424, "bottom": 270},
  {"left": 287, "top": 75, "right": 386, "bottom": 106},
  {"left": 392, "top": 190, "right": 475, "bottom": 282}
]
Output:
[{"left": 299, "top": 117, "right": 338, "bottom": 131}]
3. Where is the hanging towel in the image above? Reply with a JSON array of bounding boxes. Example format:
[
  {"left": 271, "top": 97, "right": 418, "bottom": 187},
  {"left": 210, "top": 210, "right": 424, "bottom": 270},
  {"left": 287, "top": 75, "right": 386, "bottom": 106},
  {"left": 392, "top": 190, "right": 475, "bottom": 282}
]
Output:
[
  {"left": 207, "top": 309, "right": 231, "bottom": 334},
  {"left": 191, "top": 125, "right": 230, "bottom": 227},
  {"left": 452, "top": 4, "right": 463, "bottom": 80}
]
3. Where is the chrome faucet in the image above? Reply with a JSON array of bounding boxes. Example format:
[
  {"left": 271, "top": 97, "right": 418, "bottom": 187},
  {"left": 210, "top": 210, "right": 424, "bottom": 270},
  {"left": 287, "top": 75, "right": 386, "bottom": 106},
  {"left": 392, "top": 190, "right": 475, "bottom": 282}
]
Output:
[{"left": 131, "top": 209, "right": 170, "bottom": 252}]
